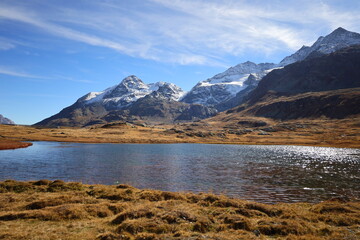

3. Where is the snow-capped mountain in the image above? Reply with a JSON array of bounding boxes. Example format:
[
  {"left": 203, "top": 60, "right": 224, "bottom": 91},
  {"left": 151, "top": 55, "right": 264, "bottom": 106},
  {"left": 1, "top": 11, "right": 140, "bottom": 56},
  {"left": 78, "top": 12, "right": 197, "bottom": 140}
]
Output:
[
  {"left": 78, "top": 75, "right": 185, "bottom": 110},
  {"left": 182, "top": 27, "right": 360, "bottom": 109},
  {"left": 0, "top": 114, "right": 15, "bottom": 125},
  {"left": 181, "top": 62, "right": 277, "bottom": 106},
  {"left": 35, "top": 75, "right": 216, "bottom": 127},
  {"left": 279, "top": 27, "right": 360, "bottom": 66}
]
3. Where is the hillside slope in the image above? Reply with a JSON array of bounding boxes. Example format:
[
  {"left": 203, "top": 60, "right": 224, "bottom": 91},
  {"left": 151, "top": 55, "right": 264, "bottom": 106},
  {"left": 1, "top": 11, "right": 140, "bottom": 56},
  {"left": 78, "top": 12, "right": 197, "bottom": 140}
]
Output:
[{"left": 211, "top": 45, "right": 360, "bottom": 123}]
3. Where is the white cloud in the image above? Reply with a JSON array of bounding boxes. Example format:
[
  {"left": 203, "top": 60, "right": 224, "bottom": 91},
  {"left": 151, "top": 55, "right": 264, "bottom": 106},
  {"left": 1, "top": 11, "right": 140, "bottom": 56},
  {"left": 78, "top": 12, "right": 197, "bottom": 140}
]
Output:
[{"left": 0, "top": 0, "right": 359, "bottom": 66}]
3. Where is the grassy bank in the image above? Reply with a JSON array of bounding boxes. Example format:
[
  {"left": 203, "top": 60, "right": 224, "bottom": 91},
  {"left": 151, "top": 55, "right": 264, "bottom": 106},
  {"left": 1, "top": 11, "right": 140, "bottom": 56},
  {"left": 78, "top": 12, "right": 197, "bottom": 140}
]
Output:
[
  {"left": 0, "top": 139, "right": 32, "bottom": 150},
  {"left": 0, "top": 180, "right": 358, "bottom": 239},
  {"left": 1, "top": 117, "right": 360, "bottom": 149}
]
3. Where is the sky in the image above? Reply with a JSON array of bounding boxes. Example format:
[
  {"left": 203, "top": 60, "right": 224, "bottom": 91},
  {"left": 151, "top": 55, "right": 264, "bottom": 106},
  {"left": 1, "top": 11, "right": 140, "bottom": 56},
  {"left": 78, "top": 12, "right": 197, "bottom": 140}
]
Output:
[{"left": 0, "top": 0, "right": 359, "bottom": 125}]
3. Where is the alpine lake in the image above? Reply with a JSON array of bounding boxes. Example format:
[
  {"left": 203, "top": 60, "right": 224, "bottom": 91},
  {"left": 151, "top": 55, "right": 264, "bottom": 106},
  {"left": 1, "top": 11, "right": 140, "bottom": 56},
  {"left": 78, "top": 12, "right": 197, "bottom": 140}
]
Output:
[{"left": 1, "top": 142, "right": 359, "bottom": 203}]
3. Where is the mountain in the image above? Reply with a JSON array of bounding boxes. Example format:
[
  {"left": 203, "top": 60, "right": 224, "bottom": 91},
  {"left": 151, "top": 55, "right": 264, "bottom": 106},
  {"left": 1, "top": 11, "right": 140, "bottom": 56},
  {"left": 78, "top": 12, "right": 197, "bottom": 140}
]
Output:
[
  {"left": 35, "top": 76, "right": 216, "bottom": 127},
  {"left": 225, "top": 45, "right": 360, "bottom": 120},
  {"left": 0, "top": 114, "right": 15, "bottom": 125},
  {"left": 181, "top": 62, "right": 277, "bottom": 108},
  {"left": 78, "top": 75, "right": 185, "bottom": 110},
  {"left": 279, "top": 27, "right": 360, "bottom": 66},
  {"left": 182, "top": 27, "right": 360, "bottom": 111}
]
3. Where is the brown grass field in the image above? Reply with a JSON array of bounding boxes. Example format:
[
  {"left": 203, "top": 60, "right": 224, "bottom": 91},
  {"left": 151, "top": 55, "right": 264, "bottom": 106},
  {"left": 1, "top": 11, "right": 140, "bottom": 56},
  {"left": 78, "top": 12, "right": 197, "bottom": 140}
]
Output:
[
  {"left": 0, "top": 116, "right": 359, "bottom": 150},
  {"left": 0, "top": 140, "right": 32, "bottom": 150},
  {"left": 0, "top": 180, "right": 358, "bottom": 240}
]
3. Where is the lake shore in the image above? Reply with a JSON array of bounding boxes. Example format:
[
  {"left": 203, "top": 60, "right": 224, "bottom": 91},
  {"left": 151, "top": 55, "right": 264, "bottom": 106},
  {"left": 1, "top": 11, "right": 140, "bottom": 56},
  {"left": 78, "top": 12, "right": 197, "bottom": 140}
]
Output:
[
  {"left": 0, "top": 180, "right": 358, "bottom": 240},
  {"left": 1, "top": 118, "right": 359, "bottom": 150},
  {"left": 0, "top": 139, "right": 32, "bottom": 150}
]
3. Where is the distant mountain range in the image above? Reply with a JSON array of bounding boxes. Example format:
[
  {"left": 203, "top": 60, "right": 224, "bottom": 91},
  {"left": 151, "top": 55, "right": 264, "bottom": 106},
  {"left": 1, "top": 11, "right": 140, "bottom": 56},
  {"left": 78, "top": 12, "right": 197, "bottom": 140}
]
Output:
[
  {"left": 0, "top": 114, "right": 15, "bottom": 125},
  {"left": 35, "top": 27, "right": 360, "bottom": 127},
  {"left": 36, "top": 76, "right": 216, "bottom": 127}
]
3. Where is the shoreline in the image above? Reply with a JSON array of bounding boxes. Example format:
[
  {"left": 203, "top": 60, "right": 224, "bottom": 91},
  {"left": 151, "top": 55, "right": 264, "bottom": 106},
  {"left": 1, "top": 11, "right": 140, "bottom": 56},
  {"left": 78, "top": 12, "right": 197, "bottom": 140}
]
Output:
[
  {"left": 0, "top": 140, "right": 33, "bottom": 150},
  {"left": 0, "top": 180, "right": 358, "bottom": 239},
  {"left": 3, "top": 138, "right": 359, "bottom": 150},
  {"left": 1, "top": 118, "right": 359, "bottom": 150}
]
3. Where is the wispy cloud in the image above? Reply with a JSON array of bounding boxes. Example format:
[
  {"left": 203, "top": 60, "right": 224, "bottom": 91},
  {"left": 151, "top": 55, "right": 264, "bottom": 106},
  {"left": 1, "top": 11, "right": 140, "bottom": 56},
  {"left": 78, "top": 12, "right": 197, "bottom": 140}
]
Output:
[
  {"left": 0, "top": 66, "right": 94, "bottom": 83},
  {"left": 0, "top": 0, "right": 359, "bottom": 66},
  {"left": 0, "top": 66, "right": 47, "bottom": 79},
  {"left": 0, "top": 40, "right": 15, "bottom": 50},
  {"left": 10, "top": 93, "right": 72, "bottom": 98}
]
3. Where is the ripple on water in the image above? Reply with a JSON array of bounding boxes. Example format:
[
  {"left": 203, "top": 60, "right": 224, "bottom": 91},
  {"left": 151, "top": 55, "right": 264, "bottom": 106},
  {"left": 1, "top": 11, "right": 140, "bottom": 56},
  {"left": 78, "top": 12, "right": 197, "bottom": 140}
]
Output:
[{"left": 0, "top": 142, "right": 359, "bottom": 203}]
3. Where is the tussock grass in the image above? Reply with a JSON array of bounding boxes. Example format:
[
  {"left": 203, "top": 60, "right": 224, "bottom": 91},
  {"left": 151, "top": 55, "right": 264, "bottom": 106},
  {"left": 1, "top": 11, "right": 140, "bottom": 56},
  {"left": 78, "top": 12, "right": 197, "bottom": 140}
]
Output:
[{"left": 0, "top": 180, "right": 359, "bottom": 239}]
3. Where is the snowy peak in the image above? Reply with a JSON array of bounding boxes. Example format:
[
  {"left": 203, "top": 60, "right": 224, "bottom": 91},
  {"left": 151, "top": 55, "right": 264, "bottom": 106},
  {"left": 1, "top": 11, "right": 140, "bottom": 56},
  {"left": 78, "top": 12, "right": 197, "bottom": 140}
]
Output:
[
  {"left": 0, "top": 114, "right": 15, "bottom": 125},
  {"left": 103, "top": 75, "right": 149, "bottom": 100},
  {"left": 115, "top": 75, "right": 147, "bottom": 90},
  {"left": 78, "top": 75, "right": 184, "bottom": 110},
  {"left": 313, "top": 27, "right": 360, "bottom": 53},
  {"left": 152, "top": 83, "right": 185, "bottom": 101},
  {"left": 181, "top": 61, "right": 277, "bottom": 106},
  {"left": 210, "top": 61, "right": 276, "bottom": 83},
  {"left": 280, "top": 27, "right": 360, "bottom": 66}
]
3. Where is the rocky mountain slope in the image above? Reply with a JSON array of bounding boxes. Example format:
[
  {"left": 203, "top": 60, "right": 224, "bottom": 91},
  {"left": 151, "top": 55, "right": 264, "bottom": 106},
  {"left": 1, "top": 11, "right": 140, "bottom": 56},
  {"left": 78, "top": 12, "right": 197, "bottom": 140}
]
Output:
[
  {"left": 35, "top": 76, "right": 216, "bottom": 127},
  {"left": 182, "top": 27, "right": 360, "bottom": 111},
  {"left": 0, "top": 114, "right": 15, "bottom": 125},
  {"left": 222, "top": 45, "right": 360, "bottom": 120}
]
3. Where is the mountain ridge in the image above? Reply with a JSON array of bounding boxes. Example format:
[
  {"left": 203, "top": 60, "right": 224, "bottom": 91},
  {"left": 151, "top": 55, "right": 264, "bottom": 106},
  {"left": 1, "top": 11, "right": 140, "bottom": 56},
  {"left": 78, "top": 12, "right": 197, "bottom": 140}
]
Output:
[
  {"left": 0, "top": 114, "right": 15, "bottom": 125},
  {"left": 35, "top": 76, "right": 215, "bottom": 127}
]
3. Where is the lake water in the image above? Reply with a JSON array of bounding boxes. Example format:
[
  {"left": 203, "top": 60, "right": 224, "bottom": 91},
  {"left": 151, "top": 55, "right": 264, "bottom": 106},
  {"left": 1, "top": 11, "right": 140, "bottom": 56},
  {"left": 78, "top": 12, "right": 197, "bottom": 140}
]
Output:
[{"left": 0, "top": 142, "right": 359, "bottom": 203}]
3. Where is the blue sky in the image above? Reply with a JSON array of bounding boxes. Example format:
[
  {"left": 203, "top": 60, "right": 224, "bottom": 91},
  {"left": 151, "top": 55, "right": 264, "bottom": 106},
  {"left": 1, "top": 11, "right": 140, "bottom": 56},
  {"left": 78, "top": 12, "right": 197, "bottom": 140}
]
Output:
[{"left": 0, "top": 0, "right": 359, "bottom": 125}]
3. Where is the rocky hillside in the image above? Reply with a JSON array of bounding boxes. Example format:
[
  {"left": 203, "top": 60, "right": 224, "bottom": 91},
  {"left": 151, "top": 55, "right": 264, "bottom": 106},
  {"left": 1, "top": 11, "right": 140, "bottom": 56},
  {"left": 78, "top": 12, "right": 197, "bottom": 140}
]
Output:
[
  {"left": 225, "top": 45, "right": 360, "bottom": 120},
  {"left": 0, "top": 114, "right": 15, "bottom": 125}
]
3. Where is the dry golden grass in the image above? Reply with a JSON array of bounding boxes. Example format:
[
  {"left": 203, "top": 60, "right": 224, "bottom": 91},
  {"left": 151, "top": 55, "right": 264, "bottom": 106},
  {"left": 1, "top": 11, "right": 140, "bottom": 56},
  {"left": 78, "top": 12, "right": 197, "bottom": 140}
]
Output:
[
  {"left": 1, "top": 116, "right": 359, "bottom": 150},
  {"left": 0, "top": 139, "right": 32, "bottom": 150},
  {"left": 0, "top": 180, "right": 359, "bottom": 240}
]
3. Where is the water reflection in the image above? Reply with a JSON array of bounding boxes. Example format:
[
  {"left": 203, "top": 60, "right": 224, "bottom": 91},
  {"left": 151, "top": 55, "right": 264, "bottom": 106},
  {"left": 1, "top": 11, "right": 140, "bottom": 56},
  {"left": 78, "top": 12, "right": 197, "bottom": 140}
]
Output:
[{"left": 0, "top": 143, "right": 359, "bottom": 203}]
